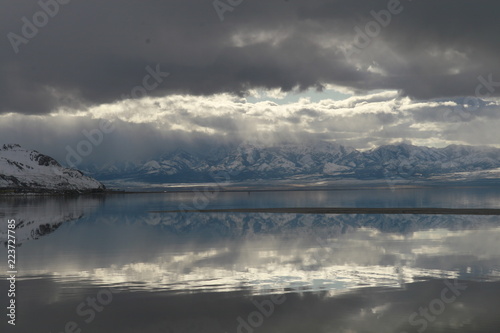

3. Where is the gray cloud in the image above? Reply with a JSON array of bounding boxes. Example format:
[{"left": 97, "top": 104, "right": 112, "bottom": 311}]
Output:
[{"left": 3, "top": 0, "right": 500, "bottom": 115}]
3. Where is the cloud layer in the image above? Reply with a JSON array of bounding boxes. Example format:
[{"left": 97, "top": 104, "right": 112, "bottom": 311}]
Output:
[
  {"left": 3, "top": 0, "right": 500, "bottom": 114},
  {"left": 1, "top": 91, "right": 498, "bottom": 166}
]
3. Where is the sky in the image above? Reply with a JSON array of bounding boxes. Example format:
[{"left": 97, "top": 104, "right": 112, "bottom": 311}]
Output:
[{"left": 1, "top": 0, "right": 500, "bottom": 165}]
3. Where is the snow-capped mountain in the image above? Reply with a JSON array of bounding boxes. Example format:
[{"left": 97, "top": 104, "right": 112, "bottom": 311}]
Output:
[
  {"left": 84, "top": 142, "right": 500, "bottom": 185},
  {"left": 344, "top": 143, "right": 500, "bottom": 180},
  {"left": 88, "top": 142, "right": 358, "bottom": 183},
  {"left": 0, "top": 144, "right": 105, "bottom": 193}
]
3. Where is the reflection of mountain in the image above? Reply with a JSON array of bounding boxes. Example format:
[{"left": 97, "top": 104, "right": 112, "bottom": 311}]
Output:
[
  {"left": 4, "top": 200, "right": 499, "bottom": 245},
  {"left": 10, "top": 218, "right": 73, "bottom": 245},
  {"left": 0, "top": 196, "right": 102, "bottom": 245},
  {"left": 128, "top": 212, "right": 500, "bottom": 237}
]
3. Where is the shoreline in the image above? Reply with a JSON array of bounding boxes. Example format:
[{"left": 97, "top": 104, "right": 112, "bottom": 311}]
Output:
[{"left": 1, "top": 183, "right": 499, "bottom": 196}]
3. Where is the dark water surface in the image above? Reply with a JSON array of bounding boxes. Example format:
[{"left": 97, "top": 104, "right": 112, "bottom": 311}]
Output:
[{"left": 1, "top": 188, "right": 500, "bottom": 332}]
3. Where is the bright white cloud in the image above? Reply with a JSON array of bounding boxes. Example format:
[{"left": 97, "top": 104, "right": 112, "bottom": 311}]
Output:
[{"left": 1, "top": 90, "right": 499, "bottom": 165}]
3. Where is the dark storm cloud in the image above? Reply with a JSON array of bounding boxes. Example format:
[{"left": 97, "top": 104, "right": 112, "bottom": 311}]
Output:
[
  {"left": 0, "top": 114, "right": 235, "bottom": 166},
  {"left": 2, "top": 0, "right": 500, "bottom": 114}
]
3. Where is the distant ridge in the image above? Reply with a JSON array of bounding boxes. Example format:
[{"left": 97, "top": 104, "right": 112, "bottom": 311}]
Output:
[{"left": 81, "top": 142, "right": 500, "bottom": 185}]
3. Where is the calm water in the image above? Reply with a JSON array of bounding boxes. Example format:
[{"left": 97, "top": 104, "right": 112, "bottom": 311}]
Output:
[{"left": 1, "top": 188, "right": 500, "bottom": 332}]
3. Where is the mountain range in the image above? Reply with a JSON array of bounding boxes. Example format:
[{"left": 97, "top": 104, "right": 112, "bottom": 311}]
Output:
[
  {"left": 2, "top": 142, "right": 500, "bottom": 192},
  {"left": 82, "top": 142, "right": 500, "bottom": 187}
]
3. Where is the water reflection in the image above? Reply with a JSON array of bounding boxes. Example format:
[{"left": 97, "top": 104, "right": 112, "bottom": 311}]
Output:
[
  {"left": 2, "top": 278, "right": 499, "bottom": 333},
  {"left": 0, "top": 195, "right": 103, "bottom": 244},
  {"left": 2, "top": 209, "right": 500, "bottom": 295},
  {"left": 1, "top": 193, "right": 500, "bottom": 332}
]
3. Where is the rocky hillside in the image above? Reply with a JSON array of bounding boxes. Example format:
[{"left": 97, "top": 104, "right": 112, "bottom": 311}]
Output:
[{"left": 0, "top": 144, "right": 105, "bottom": 193}]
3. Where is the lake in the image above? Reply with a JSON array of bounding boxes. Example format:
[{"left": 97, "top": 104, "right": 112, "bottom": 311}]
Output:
[{"left": 1, "top": 187, "right": 500, "bottom": 332}]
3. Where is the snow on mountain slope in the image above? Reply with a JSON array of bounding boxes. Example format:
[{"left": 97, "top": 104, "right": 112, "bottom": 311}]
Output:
[
  {"left": 83, "top": 142, "right": 500, "bottom": 185},
  {"left": 345, "top": 143, "right": 500, "bottom": 179},
  {"left": 0, "top": 144, "right": 105, "bottom": 192},
  {"left": 87, "top": 142, "right": 357, "bottom": 183},
  {"left": 66, "top": 141, "right": 500, "bottom": 185}
]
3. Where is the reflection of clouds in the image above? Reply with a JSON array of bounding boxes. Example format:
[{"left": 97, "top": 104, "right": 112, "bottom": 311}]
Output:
[
  {"left": 37, "top": 259, "right": 460, "bottom": 296},
  {"left": 15, "top": 232, "right": 471, "bottom": 295},
  {"left": 4, "top": 211, "right": 500, "bottom": 296}
]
